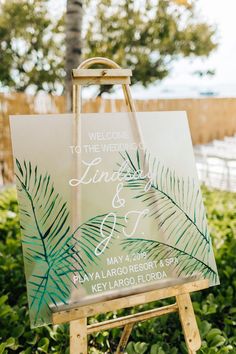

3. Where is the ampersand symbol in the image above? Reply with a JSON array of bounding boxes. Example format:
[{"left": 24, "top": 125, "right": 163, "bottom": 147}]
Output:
[{"left": 112, "top": 182, "right": 125, "bottom": 209}]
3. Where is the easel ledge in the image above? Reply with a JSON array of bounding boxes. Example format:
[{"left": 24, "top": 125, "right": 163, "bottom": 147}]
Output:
[
  {"left": 53, "top": 279, "right": 208, "bottom": 354},
  {"left": 52, "top": 279, "right": 208, "bottom": 324},
  {"left": 61, "top": 57, "right": 210, "bottom": 354}
]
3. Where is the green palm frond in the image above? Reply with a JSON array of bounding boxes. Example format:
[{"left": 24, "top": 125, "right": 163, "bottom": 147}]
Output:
[
  {"left": 15, "top": 159, "right": 122, "bottom": 326},
  {"left": 119, "top": 150, "right": 211, "bottom": 263},
  {"left": 122, "top": 238, "right": 218, "bottom": 284},
  {"left": 118, "top": 149, "right": 217, "bottom": 283}
]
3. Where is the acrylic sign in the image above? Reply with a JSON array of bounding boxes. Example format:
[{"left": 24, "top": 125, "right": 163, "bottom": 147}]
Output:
[{"left": 10, "top": 112, "right": 219, "bottom": 327}]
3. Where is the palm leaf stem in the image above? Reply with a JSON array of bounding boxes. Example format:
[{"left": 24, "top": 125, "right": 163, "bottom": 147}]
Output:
[
  {"left": 127, "top": 176, "right": 209, "bottom": 245},
  {"left": 122, "top": 238, "right": 216, "bottom": 276},
  {"left": 16, "top": 174, "right": 49, "bottom": 264}
]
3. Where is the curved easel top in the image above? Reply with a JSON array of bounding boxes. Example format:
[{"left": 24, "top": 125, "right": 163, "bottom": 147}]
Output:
[
  {"left": 72, "top": 57, "right": 132, "bottom": 86},
  {"left": 77, "top": 57, "right": 121, "bottom": 69},
  {"left": 72, "top": 56, "right": 135, "bottom": 113}
]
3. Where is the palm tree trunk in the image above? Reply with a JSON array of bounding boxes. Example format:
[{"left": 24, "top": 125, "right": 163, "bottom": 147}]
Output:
[{"left": 65, "top": 0, "right": 83, "bottom": 112}]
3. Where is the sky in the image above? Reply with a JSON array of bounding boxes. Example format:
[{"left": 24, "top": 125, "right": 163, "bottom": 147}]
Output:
[
  {"left": 50, "top": 0, "right": 236, "bottom": 98},
  {"left": 165, "top": 0, "right": 236, "bottom": 97}
]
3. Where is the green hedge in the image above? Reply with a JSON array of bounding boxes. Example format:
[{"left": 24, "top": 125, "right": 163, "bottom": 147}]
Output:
[{"left": 0, "top": 187, "right": 236, "bottom": 353}]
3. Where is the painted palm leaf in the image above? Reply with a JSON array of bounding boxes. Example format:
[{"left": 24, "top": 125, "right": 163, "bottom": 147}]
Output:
[
  {"left": 122, "top": 238, "right": 218, "bottom": 283},
  {"left": 119, "top": 150, "right": 217, "bottom": 283},
  {"left": 15, "top": 159, "right": 122, "bottom": 326},
  {"left": 119, "top": 150, "right": 211, "bottom": 262}
]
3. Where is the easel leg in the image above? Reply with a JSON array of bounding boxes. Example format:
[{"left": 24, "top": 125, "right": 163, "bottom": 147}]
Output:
[
  {"left": 116, "top": 323, "right": 134, "bottom": 354},
  {"left": 176, "top": 293, "right": 201, "bottom": 354},
  {"left": 70, "top": 318, "right": 87, "bottom": 354}
]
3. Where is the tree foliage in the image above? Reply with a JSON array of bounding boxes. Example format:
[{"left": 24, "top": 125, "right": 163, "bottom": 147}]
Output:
[
  {"left": 85, "top": 0, "right": 217, "bottom": 91},
  {"left": 0, "top": 0, "right": 217, "bottom": 94},
  {"left": 0, "top": 0, "right": 64, "bottom": 93}
]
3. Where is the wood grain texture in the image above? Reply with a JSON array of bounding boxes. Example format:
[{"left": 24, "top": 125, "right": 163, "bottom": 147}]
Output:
[
  {"left": 53, "top": 279, "right": 209, "bottom": 324},
  {"left": 176, "top": 293, "right": 202, "bottom": 353},
  {"left": 70, "top": 318, "right": 87, "bottom": 354},
  {"left": 87, "top": 303, "right": 178, "bottom": 334},
  {"left": 72, "top": 68, "right": 132, "bottom": 77},
  {"left": 116, "top": 324, "right": 134, "bottom": 354},
  {"left": 72, "top": 76, "right": 131, "bottom": 85}
]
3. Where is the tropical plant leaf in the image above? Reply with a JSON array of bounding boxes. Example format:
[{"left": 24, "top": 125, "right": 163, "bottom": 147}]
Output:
[
  {"left": 118, "top": 149, "right": 218, "bottom": 283},
  {"left": 15, "top": 159, "right": 122, "bottom": 326},
  {"left": 119, "top": 150, "right": 211, "bottom": 263},
  {"left": 122, "top": 238, "right": 218, "bottom": 284}
]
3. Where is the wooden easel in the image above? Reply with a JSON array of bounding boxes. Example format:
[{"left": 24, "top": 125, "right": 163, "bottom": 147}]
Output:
[{"left": 52, "top": 57, "right": 209, "bottom": 354}]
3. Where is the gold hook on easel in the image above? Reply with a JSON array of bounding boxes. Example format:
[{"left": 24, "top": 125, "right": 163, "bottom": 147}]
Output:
[{"left": 72, "top": 57, "right": 136, "bottom": 116}]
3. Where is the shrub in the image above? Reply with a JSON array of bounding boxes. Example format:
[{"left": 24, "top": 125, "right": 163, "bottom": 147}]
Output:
[{"left": 0, "top": 187, "right": 235, "bottom": 353}]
